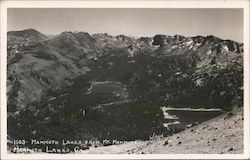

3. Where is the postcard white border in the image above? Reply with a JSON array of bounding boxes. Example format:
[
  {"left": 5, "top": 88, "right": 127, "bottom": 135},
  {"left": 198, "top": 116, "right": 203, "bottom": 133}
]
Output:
[{"left": 1, "top": 0, "right": 249, "bottom": 159}]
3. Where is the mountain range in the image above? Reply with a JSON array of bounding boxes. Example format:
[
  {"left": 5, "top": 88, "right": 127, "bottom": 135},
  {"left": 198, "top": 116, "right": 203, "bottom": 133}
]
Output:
[{"left": 7, "top": 29, "right": 243, "bottom": 152}]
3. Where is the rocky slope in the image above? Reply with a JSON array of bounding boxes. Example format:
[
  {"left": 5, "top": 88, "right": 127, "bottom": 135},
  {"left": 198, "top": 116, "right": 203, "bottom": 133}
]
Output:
[{"left": 7, "top": 29, "right": 244, "bottom": 153}]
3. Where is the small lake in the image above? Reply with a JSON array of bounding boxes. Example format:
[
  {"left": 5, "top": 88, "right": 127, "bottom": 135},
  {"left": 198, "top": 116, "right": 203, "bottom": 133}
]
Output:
[
  {"left": 161, "top": 107, "right": 222, "bottom": 131},
  {"left": 88, "top": 81, "right": 126, "bottom": 95}
]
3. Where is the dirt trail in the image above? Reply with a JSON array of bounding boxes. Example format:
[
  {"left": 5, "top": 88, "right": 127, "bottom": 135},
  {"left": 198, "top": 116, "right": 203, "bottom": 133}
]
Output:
[{"left": 80, "top": 108, "right": 243, "bottom": 154}]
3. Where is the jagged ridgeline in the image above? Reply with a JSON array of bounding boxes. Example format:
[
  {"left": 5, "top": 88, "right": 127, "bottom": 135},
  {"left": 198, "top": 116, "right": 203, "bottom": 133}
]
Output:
[{"left": 7, "top": 29, "right": 243, "bottom": 152}]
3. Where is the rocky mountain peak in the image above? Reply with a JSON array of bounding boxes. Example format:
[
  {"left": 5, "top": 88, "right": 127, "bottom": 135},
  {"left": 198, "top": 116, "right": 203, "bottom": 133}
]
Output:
[{"left": 7, "top": 28, "right": 46, "bottom": 42}]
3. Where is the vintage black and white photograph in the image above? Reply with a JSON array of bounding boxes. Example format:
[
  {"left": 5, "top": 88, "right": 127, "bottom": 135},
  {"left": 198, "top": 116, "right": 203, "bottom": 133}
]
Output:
[{"left": 1, "top": 0, "right": 249, "bottom": 158}]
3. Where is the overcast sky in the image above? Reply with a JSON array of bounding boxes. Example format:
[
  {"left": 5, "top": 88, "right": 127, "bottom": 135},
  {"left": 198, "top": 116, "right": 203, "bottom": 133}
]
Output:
[{"left": 8, "top": 8, "right": 243, "bottom": 42}]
